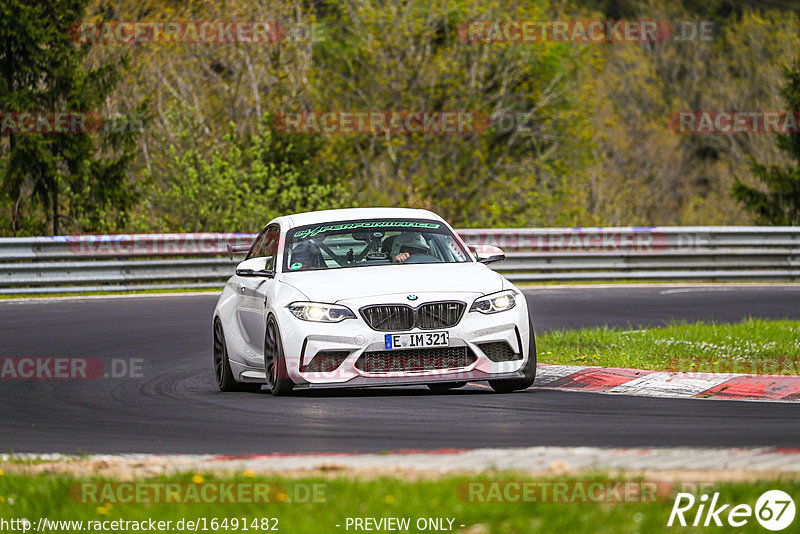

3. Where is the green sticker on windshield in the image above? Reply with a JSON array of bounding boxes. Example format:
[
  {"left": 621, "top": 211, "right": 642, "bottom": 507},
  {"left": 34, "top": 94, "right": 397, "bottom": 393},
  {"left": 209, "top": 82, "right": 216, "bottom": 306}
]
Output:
[
  {"left": 290, "top": 262, "right": 302, "bottom": 270},
  {"left": 293, "top": 220, "right": 440, "bottom": 239}
]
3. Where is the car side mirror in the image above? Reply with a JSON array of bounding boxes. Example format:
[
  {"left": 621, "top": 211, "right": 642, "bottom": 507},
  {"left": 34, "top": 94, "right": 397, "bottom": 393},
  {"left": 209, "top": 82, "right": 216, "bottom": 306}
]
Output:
[
  {"left": 226, "top": 242, "right": 252, "bottom": 260},
  {"left": 471, "top": 245, "right": 505, "bottom": 264},
  {"left": 235, "top": 257, "right": 274, "bottom": 277}
]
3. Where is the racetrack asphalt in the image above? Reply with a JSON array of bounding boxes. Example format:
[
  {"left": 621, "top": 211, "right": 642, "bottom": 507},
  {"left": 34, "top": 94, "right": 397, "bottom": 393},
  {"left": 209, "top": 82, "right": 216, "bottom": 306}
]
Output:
[{"left": 1, "top": 284, "right": 799, "bottom": 454}]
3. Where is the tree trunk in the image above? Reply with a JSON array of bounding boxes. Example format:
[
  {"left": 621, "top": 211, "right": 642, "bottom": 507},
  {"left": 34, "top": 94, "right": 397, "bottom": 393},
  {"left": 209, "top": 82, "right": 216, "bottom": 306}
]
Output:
[
  {"left": 7, "top": 134, "right": 19, "bottom": 235},
  {"left": 52, "top": 184, "right": 59, "bottom": 236}
]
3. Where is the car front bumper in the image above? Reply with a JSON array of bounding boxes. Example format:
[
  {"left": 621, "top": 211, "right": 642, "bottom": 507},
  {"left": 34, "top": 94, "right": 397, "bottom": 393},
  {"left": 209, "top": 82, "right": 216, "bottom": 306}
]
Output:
[{"left": 277, "top": 293, "right": 532, "bottom": 388}]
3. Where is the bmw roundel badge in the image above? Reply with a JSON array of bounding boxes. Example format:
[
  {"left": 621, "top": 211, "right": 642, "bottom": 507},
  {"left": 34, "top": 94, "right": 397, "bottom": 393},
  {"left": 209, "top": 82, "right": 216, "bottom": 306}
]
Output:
[{"left": 407, "top": 294, "right": 418, "bottom": 301}]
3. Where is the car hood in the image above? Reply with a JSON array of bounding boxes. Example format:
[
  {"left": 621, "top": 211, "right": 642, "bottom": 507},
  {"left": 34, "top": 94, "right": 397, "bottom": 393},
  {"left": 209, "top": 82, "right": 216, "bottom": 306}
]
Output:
[{"left": 280, "top": 262, "right": 504, "bottom": 303}]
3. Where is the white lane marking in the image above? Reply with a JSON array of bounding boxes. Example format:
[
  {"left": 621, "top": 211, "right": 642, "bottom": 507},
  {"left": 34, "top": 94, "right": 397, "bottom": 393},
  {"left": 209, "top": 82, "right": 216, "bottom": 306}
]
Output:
[
  {"left": 521, "top": 283, "right": 800, "bottom": 294},
  {"left": 660, "top": 286, "right": 800, "bottom": 295},
  {"left": 660, "top": 287, "right": 735, "bottom": 295}
]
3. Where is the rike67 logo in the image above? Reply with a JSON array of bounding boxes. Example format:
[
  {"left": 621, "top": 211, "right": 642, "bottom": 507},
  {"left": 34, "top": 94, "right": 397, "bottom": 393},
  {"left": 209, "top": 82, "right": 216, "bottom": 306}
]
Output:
[{"left": 668, "top": 490, "right": 795, "bottom": 531}]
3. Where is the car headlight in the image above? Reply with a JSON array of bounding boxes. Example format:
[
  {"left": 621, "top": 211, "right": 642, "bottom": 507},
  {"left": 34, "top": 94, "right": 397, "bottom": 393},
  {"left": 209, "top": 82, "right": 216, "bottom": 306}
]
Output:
[
  {"left": 287, "top": 302, "right": 356, "bottom": 322},
  {"left": 469, "top": 290, "right": 517, "bottom": 314}
]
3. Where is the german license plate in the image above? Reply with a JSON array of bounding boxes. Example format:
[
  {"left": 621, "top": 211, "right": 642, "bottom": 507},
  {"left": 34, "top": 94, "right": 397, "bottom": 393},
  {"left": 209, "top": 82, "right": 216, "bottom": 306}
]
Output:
[{"left": 384, "top": 331, "right": 449, "bottom": 350}]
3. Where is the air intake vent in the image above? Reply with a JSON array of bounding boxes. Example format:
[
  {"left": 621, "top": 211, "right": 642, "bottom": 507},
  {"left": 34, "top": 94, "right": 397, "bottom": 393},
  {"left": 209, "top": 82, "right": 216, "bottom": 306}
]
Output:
[
  {"left": 355, "top": 346, "right": 476, "bottom": 373},
  {"left": 477, "top": 342, "right": 520, "bottom": 362},
  {"left": 301, "top": 350, "right": 350, "bottom": 372}
]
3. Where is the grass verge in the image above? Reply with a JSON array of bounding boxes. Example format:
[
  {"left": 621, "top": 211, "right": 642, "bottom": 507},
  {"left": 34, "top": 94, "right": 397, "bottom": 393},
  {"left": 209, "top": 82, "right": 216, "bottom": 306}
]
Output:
[
  {"left": 537, "top": 318, "right": 800, "bottom": 375},
  {"left": 1, "top": 471, "right": 798, "bottom": 534}
]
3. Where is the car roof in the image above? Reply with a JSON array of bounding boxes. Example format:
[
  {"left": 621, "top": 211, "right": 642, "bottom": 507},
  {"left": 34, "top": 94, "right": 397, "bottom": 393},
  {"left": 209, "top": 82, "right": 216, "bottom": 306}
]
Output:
[{"left": 275, "top": 207, "right": 446, "bottom": 229}]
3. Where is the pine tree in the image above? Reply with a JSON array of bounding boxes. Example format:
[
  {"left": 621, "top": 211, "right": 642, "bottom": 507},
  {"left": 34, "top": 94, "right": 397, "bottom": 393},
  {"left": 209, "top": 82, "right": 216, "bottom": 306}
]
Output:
[
  {"left": 0, "top": 0, "right": 145, "bottom": 235},
  {"left": 733, "top": 62, "right": 800, "bottom": 225}
]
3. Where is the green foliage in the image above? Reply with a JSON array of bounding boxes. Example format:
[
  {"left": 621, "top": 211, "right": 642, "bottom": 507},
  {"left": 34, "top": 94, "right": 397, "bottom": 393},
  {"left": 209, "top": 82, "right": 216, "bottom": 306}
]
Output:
[
  {"left": 4, "top": 0, "right": 800, "bottom": 234},
  {"left": 134, "top": 109, "right": 351, "bottom": 232},
  {"left": 574, "top": 0, "right": 800, "bottom": 20},
  {"left": 0, "top": 0, "right": 144, "bottom": 236},
  {"left": 733, "top": 62, "right": 800, "bottom": 225},
  {"left": 312, "top": 0, "right": 594, "bottom": 227},
  {"left": 580, "top": 5, "right": 800, "bottom": 225}
]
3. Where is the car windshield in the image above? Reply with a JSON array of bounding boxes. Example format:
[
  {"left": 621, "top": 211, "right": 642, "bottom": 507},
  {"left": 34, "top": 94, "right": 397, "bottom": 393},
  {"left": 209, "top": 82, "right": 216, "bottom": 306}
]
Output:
[{"left": 283, "top": 218, "right": 471, "bottom": 272}]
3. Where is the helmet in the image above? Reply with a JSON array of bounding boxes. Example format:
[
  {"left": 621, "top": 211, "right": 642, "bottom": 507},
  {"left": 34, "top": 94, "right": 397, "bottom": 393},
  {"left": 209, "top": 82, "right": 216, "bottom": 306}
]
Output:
[
  {"left": 290, "top": 242, "right": 326, "bottom": 269},
  {"left": 390, "top": 232, "right": 430, "bottom": 258}
]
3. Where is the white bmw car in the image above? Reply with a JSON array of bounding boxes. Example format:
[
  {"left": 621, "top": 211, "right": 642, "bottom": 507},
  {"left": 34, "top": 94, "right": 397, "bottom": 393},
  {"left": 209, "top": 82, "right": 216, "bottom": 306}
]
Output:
[{"left": 212, "top": 207, "right": 535, "bottom": 395}]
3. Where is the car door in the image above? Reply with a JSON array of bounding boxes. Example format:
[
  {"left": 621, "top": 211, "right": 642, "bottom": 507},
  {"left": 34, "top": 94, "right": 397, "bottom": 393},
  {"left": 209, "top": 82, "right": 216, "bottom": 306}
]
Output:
[{"left": 235, "top": 224, "right": 280, "bottom": 360}]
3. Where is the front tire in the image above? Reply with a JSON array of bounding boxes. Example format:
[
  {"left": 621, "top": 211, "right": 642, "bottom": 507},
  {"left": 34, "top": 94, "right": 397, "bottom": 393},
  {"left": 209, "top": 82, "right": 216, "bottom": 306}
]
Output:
[
  {"left": 264, "top": 316, "right": 294, "bottom": 396},
  {"left": 213, "top": 319, "right": 261, "bottom": 392},
  {"left": 488, "top": 321, "right": 537, "bottom": 393}
]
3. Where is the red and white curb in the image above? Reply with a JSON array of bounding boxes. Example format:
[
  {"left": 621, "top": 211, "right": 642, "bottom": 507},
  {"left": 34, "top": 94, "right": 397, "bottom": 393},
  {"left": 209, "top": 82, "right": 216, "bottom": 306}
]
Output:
[
  {"left": 4, "top": 447, "right": 800, "bottom": 475},
  {"left": 535, "top": 364, "right": 800, "bottom": 401}
]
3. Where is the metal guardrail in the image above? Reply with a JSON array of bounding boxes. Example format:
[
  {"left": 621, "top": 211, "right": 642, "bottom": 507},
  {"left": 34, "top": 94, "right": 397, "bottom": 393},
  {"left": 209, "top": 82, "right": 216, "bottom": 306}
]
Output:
[{"left": 0, "top": 227, "right": 797, "bottom": 294}]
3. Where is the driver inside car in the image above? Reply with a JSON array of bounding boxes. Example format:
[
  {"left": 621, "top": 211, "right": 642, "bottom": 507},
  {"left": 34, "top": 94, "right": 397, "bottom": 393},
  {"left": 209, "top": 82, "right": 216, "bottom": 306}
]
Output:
[
  {"left": 390, "top": 232, "right": 432, "bottom": 263},
  {"left": 290, "top": 241, "right": 327, "bottom": 270}
]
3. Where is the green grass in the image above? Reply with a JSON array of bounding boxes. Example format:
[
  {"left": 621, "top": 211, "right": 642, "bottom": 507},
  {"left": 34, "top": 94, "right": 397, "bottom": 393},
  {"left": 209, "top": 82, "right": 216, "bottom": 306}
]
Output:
[
  {"left": 1, "top": 471, "right": 797, "bottom": 534},
  {"left": 0, "top": 455, "right": 73, "bottom": 466},
  {"left": 538, "top": 318, "right": 800, "bottom": 375}
]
